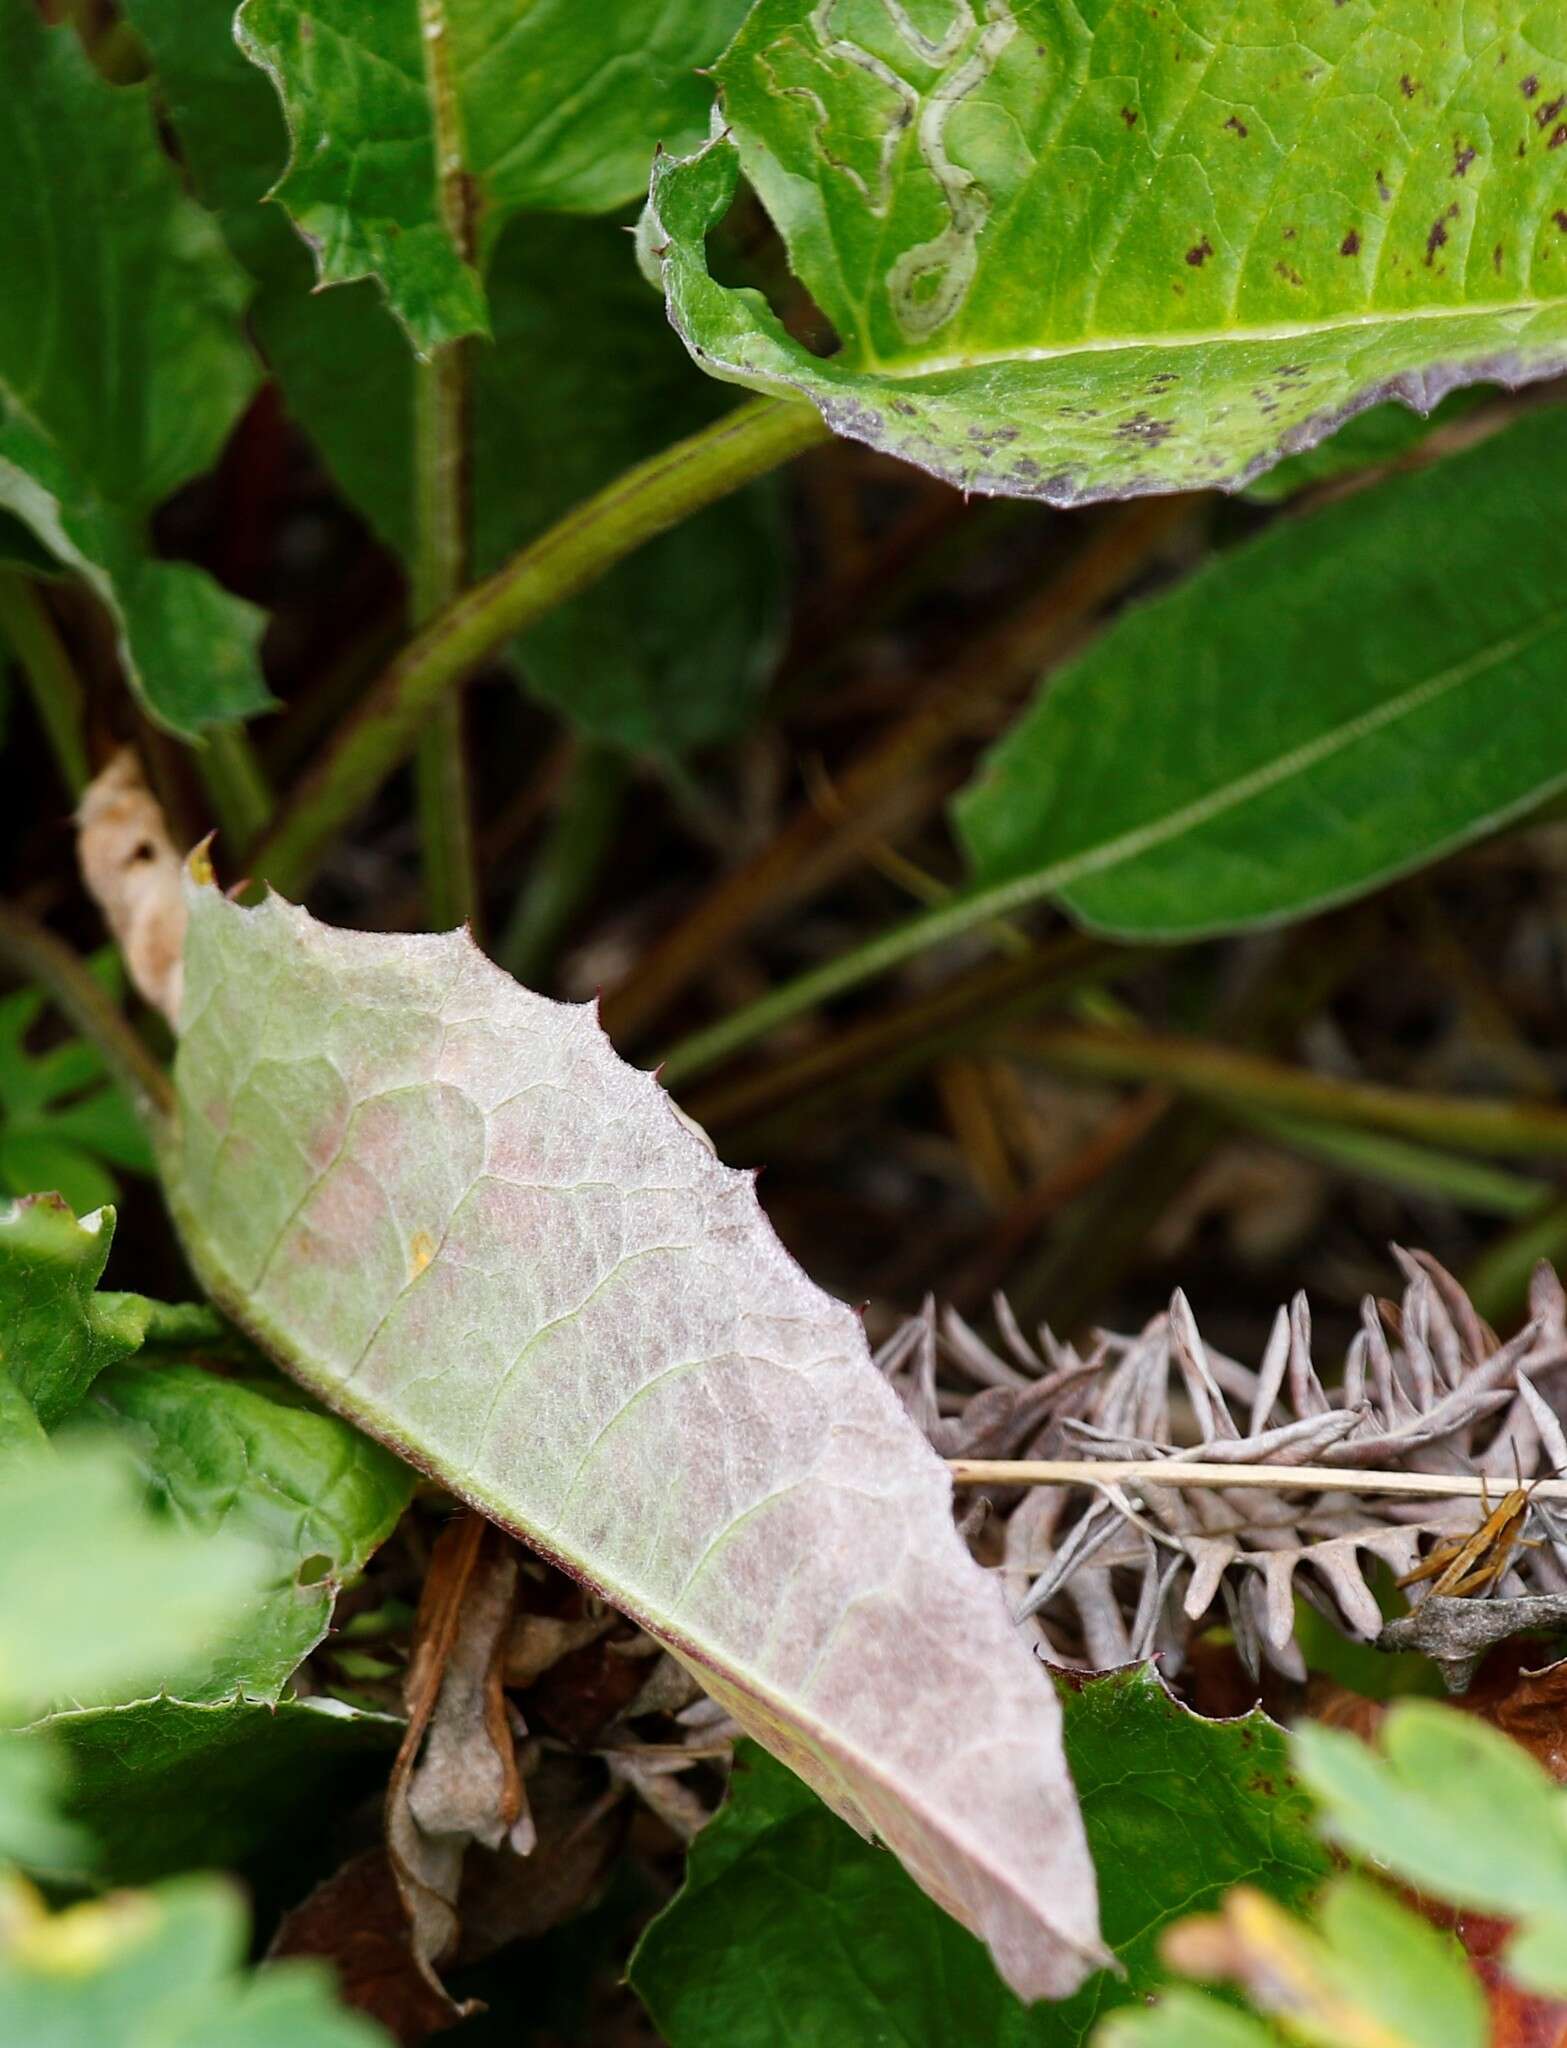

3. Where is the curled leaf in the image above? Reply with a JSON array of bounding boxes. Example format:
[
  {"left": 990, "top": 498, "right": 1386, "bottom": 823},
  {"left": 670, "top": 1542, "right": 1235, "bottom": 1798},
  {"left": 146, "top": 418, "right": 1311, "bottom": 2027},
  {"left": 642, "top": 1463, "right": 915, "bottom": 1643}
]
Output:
[
  {"left": 159, "top": 881, "right": 1105, "bottom": 2002},
  {"left": 76, "top": 751, "right": 186, "bottom": 1024}
]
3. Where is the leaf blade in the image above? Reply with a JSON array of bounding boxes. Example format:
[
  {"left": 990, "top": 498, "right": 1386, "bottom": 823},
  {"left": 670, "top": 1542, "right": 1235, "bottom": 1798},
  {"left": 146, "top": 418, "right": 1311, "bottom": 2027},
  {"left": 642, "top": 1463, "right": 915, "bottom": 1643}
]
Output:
[
  {"left": 955, "top": 409, "right": 1567, "bottom": 937},
  {"left": 651, "top": 0, "right": 1567, "bottom": 500},
  {"left": 0, "top": 6, "right": 271, "bottom": 734},
  {"left": 161, "top": 882, "right": 1106, "bottom": 2001}
]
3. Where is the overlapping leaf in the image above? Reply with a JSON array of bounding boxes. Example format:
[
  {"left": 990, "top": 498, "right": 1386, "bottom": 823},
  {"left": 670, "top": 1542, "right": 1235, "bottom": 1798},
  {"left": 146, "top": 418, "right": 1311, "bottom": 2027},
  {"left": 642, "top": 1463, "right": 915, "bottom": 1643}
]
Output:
[
  {"left": 0, "top": 1872, "right": 388, "bottom": 2048},
  {"left": 236, "top": 0, "right": 753, "bottom": 351},
  {"left": 0, "top": 6, "right": 270, "bottom": 735},
  {"left": 1295, "top": 1702, "right": 1567, "bottom": 1999},
  {"left": 633, "top": 1671, "right": 1327, "bottom": 2046},
  {"left": 0, "top": 969, "right": 156, "bottom": 1218},
  {"left": 650, "top": 0, "right": 1567, "bottom": 500},
  {"left": 127, "top": 0, "right": 783, "bottom": 756},
  {"left": 79, "top": 1362, "right": 414, "bottom": 1702},
  {"left": 956, "top": 409, "right": 1567, "bottom": 938},
  {"left": 159, "top": 880, "right": 1106, "bottom": 2002},
  {"left": 26, "top": 1693, "right": 399, "bottom": 1890}
]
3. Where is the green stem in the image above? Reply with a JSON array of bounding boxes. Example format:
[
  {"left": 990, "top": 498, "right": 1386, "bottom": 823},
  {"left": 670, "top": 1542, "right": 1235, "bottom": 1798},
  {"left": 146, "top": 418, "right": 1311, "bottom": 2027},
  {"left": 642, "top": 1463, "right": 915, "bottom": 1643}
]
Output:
[
  {"left": 0, "top": 571, "right": 88, "bottom": 797},
  {"left": 198, "top": 724, "right": 274, "bottom": 855},
  {"left": 1002, "top": 1021, "right": 1567, "bottom": 1160},
  {"left": 0, "top": 905, "right": 171, "bottom": 1130},
  {"left": 253, "top": 397, "right": 829, "bottom": 900},
  {"left": 658, "top": 883, "right": 1003, "bottom": 1086},
  {"left": 496, "top": 741, "right": 628, "bottom": 985},
  {"left": 412, "top": 346, "right": 477, "bottom": 931}
]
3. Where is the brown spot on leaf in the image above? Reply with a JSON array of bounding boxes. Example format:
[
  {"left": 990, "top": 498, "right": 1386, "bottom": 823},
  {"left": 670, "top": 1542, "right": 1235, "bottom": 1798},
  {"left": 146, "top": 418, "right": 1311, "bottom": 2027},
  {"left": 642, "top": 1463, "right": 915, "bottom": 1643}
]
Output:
[
  {"left": 1186, "top": 237, "right": 1214, "bottom": 266},
  {"left": 1538, "top": 95, "right": 1567, "bottom": 127},
  {"left": 1494, "top": 240, "right": 1505, "bottom": 271},
  {"left": 1521, "top": 73, "right": 1540, "bottom": 98},
  {"left": 1376, "top": 169, "right": 1392, "bottom": 201},
  {"left": 1224, "top": 114, "right": 1249, "bottom": 136},
  {"left": 1400, "top": 72, "right": 1419, "bottom": 97},
  {"left": 1552, "top": 123, "right": 1567, "bottom": 148},
  {"left": 1425, "top": 203, "right": 1459, "bottom": 265},
  {"left": 1115, "top": 411, "right": 1175, "bottom": 446},
  {"left": 1121, "top": 104, "right": 1138, "bottom": 127},
  {"left": 1340, "top": 229, "right": 1362, "bottom": 255},
  {"left": 1452, "top": 140, "right": 1477, "bottom": 176},
  {"left": 1274, "top": 259, "right": 1304, "bottom": 286},
  {"left": 1557, "top": 212, "right": 1567, "bottom": 233}
]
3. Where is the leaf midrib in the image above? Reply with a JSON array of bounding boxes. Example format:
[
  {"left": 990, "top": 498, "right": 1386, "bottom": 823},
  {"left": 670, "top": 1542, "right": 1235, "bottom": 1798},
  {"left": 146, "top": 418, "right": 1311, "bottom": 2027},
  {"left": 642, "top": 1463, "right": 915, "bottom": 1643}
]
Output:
[
  {"left": 975, "top": 599, "right": 1567, "bottom": 906},
  {"left": 856, "top": 295, "right": 1565, "bottom": 378}
]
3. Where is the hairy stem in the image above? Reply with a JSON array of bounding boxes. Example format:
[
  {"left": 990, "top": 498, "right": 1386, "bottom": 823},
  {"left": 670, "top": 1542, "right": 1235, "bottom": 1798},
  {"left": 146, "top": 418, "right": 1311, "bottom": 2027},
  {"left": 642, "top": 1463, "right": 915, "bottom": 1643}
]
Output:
[
  {"left": 0, "top": 570, "right": 88, "bottom": 797},
  {"left": 946, "top": 1459, "right": 1567, "bottom": 1501},
  {"left": 412, "top": 345, "right": 477, "bottom": 931},
  {"left": 0, "top": 904, "right": 171, "bottom": 1127},
  {"left": 253, "top": 398, "right": 829, "bottom": 899}
]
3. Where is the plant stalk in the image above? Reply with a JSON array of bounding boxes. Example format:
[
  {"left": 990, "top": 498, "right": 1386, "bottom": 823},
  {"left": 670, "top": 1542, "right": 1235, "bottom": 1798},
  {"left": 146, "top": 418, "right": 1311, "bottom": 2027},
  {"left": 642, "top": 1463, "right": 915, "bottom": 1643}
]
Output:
[
  {"left": 1000, "top": 1021, "right": 1567, "bottom": 1160},
  {"left": 412, "top": 344, "right": 478, "bottom": 931},
  {"left": 946, "top": 1458, "right": 1567, "bottom": 1500},
  {"left": 0, "top": 570, "right": 89, "bottom": 797},
  {"left": 198, "top": 724, "right": 274, "bottom": 854},
  {"left": 253, "top": 398, "right": 829, "bottom": 900},
  {"left": 0, "top": 904, "right": 172, "bottom": 1128}
]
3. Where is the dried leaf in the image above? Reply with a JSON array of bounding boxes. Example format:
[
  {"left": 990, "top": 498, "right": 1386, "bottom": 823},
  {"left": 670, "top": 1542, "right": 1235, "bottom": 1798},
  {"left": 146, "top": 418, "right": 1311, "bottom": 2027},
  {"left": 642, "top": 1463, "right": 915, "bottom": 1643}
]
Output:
[
  {"left": 75, "top": 751, "right": 186, "bottom": 1024},
  {"left": 162, "top": 882, "right": 1105, "bottom": 2003},
  {"left": 1379, "top": 1598, "right": 1567, "bottom": 1694},
  {"left": 270, "top": 1849, "right": 460, "bottom": 2048},
  {"left": 386, "top": 1515, "right": 522, "bottom": 2008},
  {"left": 906, "top": 1259, "right": 1567, "bottom": 1682}
]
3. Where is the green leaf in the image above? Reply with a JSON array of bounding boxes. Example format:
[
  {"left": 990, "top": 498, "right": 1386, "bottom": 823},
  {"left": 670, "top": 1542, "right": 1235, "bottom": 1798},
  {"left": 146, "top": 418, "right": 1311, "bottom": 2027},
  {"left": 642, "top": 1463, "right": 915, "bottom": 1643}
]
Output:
[
  {"left": 0, "top": 1198, "right": 151, "bottom": 1428},
  {"left": 1104, "top": 1879, "right": 1485, "bottom": 2048},
  {"left": 478, "top": 215, "right": 786, "bottom": 756},
  {"left": 24, "top": 1693, "right": 399, "bottom": 1888},
  {"left": 954, "top": 409, "right": 1567, "bottom": 939},
  {"left": 158, "top": 880, "right": 1106, "bottom": 2004},
  {"left": 124, "top": 0, "right": 784, "bottom": 756},
  {"left": 1241, "top": 387, "right": 1488, "bottom": 503},
  {"left": 0, "top": 5, "right": 272, "bottom": 736},
  {"left": 632, "top": 1668, "right": 1329, "bottom": 2045},
  {"left": 235, "top": 0, "right": 753, "bottom": 352},
  {"left": 649, "top": 0, "right": 1567, "bottom": 501},
  {"left": 77, "top": 1362, "right": 414, "bottom": 1702},
  {"left": 0, "top": 1872, "right": 388, "bottom": 2047},
  {"left": 1098, "top": 1988, "right": 1282, "bottom": 2048},
  {"left": 0, "top": 969, "right": 157, "bottom": 1219},
  {"left": 0, "top": 1739, "right": 82, "bottom": 1872},
  {"left": 0, "top": 1442, "right": 261, "bottom": 1718},
  {"left": 1293, "top": 1702, "right": 1567, "bottom": 1927}
]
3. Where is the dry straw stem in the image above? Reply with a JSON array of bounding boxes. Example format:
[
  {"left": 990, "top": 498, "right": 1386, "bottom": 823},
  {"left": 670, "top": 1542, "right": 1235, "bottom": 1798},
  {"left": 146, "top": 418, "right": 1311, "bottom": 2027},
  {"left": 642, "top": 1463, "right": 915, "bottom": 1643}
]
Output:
[{"left": 947, "top": 1458, "right": 1567, "bottom": 1502}]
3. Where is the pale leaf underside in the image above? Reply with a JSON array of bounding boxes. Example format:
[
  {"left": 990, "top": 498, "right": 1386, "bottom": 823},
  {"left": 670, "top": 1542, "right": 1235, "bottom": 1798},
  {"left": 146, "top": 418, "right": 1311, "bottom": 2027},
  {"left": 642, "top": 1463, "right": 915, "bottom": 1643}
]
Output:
[
  {"left": 161, "top": 885, "right": 1104, "bottom": 2001},
  {"left": 653, "top": 0, "right": 1567, "bottom": 500}
]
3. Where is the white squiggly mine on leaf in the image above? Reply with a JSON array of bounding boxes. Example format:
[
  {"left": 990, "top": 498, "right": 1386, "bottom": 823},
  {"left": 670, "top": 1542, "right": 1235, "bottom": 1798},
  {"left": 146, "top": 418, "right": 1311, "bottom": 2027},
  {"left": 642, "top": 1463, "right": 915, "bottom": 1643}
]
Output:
[{"left": 158, "top": 880, "right": 1106, "bottom": 2003}]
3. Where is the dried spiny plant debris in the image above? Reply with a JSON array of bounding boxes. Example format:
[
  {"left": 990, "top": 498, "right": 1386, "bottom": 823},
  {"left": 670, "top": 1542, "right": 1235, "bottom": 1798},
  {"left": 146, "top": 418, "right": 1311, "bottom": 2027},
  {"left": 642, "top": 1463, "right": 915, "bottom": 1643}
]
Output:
[{"left": 879, "top": 1255, "right": 1567, "bottom": 1683}]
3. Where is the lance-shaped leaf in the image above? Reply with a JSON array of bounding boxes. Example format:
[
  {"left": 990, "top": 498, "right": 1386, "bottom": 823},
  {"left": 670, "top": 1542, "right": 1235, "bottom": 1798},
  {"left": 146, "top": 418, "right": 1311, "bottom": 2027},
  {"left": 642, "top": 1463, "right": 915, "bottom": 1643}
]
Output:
[
  {"left": 955, "top": 408, "right": 1567, "bottom": 938},
  {"left": 158, "top": 881, "right": 1106, "bottom": 2002},
  {"left": 649, "top": 0, "right": 1567, "bottom": 501},
  {"left": 0, "top": 6, "right": 271, "bottom": 735},
  {"left": 236, "top": 0, "right": 754, "bottom": 352}
]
